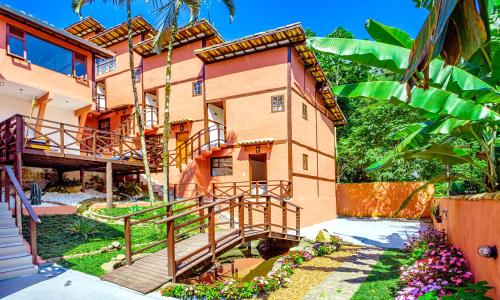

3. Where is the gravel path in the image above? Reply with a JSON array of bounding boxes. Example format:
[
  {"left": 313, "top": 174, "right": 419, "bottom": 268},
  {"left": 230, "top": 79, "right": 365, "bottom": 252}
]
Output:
[
  {"left": 39, "top": 190, "right": 106, "bottom": 206},
  {"left": 303, "top": 247, "right": 383, "bottom": 300}
]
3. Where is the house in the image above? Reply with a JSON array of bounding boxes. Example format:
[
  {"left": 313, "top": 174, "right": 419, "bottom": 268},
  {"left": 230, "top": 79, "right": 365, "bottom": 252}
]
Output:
[{"left": 67, "top": 16, "right": 346, "bottom": 226}]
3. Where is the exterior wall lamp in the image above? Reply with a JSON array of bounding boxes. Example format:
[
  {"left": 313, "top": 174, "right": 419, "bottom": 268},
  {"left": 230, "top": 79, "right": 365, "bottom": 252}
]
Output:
[
  {"left": 180, "top": 124, "right": 184, "bottom": 131},
  {"left": 255, "top": 145, "right": 260, "bottom": 153},
  {"left": 478, "top": 245, "right": 497, "bottom": 259}
]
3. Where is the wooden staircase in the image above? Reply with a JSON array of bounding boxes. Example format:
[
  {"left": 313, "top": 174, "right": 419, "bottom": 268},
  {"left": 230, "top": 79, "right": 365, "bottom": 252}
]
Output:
[{"left": 0, "top": 166, "right": 40, "bottom": 281}]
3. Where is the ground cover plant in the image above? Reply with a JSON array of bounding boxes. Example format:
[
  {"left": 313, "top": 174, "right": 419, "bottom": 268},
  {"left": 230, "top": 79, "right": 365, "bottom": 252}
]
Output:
[{"left": 162, "top": 240, "right": 340, "bottom": 299}]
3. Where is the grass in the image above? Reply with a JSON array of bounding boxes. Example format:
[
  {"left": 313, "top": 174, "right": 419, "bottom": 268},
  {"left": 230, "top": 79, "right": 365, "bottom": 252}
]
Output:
[
  {"left": 351, "top": 249, "right": 410, "bottom": 300},
  {"left": 22, "top": 204, "right": 201, "bottom": 276}
]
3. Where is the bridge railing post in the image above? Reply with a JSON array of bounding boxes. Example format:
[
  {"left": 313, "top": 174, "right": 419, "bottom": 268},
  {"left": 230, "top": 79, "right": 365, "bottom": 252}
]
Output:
[
  {"left": 229, "top": 197, "right": 235, "bottom": 229},
  {"left": 198, "top": 196, "right": 205, "bottom": 233},
  {"left": 167, "top": 205, "right": 176, "bottom": 280},
  {"left": 238, "top": 196, "right": 245, "bottom": 243},
  {"left": 282, "top": 201, "right": 288, "bottom": 239},
  {"left": 124, "top": 216, "right": 132, "bottom": 265},
  {"left": 208, "top": 205, "right": 216, "bottom": 262},
  {"left": 265, "top": 195, "right": 271, "bottom": 234},
  {"left": 295, "top": 206, "right": 300, "bottom": 238}
]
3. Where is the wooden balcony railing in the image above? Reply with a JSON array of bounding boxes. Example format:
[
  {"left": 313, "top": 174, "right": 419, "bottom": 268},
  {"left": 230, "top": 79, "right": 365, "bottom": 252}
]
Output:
[
  {"left": 0, "top": 115, "right": 161, "bottom": 166},
  {"left": 212, "top": 180, "right": 293, "bottom": 200}
]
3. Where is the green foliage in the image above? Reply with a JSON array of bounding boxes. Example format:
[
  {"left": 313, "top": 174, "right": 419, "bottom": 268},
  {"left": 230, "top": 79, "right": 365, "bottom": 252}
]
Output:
[
  {"left": 443, "top": 281, "right": 494, "bottom": 300},
  {"left": 67, "top": 218, "right": 100, "bottom": 240},
  {"left": 43, "top": 170, "right": 81, "bottom": 193}
]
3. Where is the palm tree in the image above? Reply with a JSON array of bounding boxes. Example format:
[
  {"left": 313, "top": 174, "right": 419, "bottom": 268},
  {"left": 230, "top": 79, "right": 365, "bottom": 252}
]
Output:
[
  {"left": 72, "top": 0, "right": 156, "bottom": 204},
  {"left": 152, "top": 0, "right": 235, "bottom": 202}
]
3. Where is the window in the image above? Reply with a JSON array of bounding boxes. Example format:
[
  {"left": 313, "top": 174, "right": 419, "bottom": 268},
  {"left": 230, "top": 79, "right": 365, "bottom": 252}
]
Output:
[
  {"left": 211, "top": 157, "right": 233, "bottom": 176},
  {"left": 96, "top": 57, "right": 116, "bottom": 75},
  {"left": 6, "top": 25, "right": 88, "bottom": 79},
  {"left": 271, "top": 95, "right": 284, "bottom": 112},
  {"left": 134, "top": 67, "right": 141, "bottom": 83},
  {"left": 192, "top": 81, "right": 202, "bottom": 96},
  {"left": 7, "top": 26, "right": 25, "bottom": 58},
  {"left": 144, "top": 92, "right": 158, "bottom": 127},
  {"left": 303, "top": 154, "right": 308, "bottom": 170},
  {"left": 302, "top": 103, "right": 308, "bottom": 120}
]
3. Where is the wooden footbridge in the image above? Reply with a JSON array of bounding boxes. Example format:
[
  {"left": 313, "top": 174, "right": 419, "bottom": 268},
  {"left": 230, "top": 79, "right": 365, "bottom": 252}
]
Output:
[{"left": 101, "top": 194, "right": 302, "bottom": 294}]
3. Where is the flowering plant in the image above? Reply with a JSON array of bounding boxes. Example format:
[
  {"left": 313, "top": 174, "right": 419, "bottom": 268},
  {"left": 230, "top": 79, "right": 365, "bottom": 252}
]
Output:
[{"left": 396, "top": 229, "right": 475, "bottom": 300}]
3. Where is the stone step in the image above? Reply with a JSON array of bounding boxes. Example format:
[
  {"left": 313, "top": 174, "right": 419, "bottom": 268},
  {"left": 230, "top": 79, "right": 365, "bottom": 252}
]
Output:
[
  {"left": 0, "top": 264, "right": 37, "bottom": 281},
  {"left": 0, "top": 235, "right": 22, "bottom": 245},
  {"left": 0, "top": 203, "right": 8, "bottom": 211},
  {"left": 0, "top": 226, "right": 18, "bottom": 236},
  {"left": 0, "top": 242, "right": 26, "bottom": 256},
  {"left": 0, "top": 217, "right": 15, "bottom": 226},
  {"left": 0, "top": 209, "right": 11, "bottom": 218},
  {"left": 0, "top": 252, "right": 32, "bottom": 269}
]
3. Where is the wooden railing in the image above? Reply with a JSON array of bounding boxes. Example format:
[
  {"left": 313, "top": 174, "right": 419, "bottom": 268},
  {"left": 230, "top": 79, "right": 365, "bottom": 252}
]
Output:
[
  {"left": 212, "top": 180, "right": 293, "bottom": 199},
  {"left": 168, "top": 124, "right": 225, "bottom": 170},
  {"left": 0, "top": 115, "right": 162, "bottom": 166},
  {"left": 155, "top": 194, "right": 301, "bottom": 279},
  {"left": 3, "top": 165, "right": 41, "bottom": 264},
  {"left": 117, "top": 195, "right": 206, "bottom": 265}
]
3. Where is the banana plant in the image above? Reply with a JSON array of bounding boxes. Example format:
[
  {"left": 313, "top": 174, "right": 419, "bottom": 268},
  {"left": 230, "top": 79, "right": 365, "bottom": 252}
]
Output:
[{"left": 307, "top": 2, "right": 500, "bottom": 212}]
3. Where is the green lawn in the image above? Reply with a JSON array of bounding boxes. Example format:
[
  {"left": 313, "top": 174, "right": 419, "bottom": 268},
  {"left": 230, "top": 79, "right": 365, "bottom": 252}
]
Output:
[
  {"left": 21, "top": 204, "right": 201, "bottom": 276},
  {"left": 351, "top": 249, "right": 410, "bottom": 300}
]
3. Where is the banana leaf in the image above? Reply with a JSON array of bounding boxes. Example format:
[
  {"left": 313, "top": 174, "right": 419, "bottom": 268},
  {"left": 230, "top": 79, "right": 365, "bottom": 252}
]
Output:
[
  {"left": 402, "top": 144, "right": 475, "bottom": 165},
  {"left": 365, "top": 19, "right": 414, "bottom": 48},
  {"left": 331, "top": 81, "right": 500, "bottom": 122}
]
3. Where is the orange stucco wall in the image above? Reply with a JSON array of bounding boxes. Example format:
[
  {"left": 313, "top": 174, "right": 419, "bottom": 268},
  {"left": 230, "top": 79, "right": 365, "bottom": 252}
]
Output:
[
  {"left": 336, "top": 182, "right": 432, "bottom": 218},
  {"left": 0, "top": 15, "right": 94, "bottom": 105},
  {"left": 433, "top": 197, "right": 500, "bottom": 299}
]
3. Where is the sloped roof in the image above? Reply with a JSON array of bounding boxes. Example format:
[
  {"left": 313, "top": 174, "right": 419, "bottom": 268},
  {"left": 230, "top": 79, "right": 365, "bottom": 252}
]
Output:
[
  {"left": 0, "top": 4, "right": 113, "bottom": 58},
  {"left": 89, "top": 16, "right": 156, "bottom": 47},
  {"left": 134, "top": 20, "right": 223, "bottom": 57},
  {"left": 65, "top": 16, "right": 105, "bottom": 37},
  {"left": 195, "top": 23, "right": 346, "bottom": 126}
]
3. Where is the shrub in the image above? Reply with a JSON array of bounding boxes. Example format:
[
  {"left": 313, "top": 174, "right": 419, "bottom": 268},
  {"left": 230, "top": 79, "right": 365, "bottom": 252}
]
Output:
[{"left": 67, "top": 218, "right": 99, "bottom": 240}]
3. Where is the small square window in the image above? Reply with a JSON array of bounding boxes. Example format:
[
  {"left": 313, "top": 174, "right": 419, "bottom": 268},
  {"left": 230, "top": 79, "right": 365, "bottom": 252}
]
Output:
[
  {"left": 7, "top": 26, "right": 26, "bottom": 58},
  {"left": 303, "top": 154, "right": 308, "bottom": 170},
  {"left": 271, "top": 95, "right": 284, "bottom": 112},
  {"left": 302, "top": 103, "right": 308, "bottom": 120},
  {"left": 193, "top": 81, "right": 202, "bottom": 96},
  {"left": 211, "top": 157, "right": 233, "bottom": 176}
]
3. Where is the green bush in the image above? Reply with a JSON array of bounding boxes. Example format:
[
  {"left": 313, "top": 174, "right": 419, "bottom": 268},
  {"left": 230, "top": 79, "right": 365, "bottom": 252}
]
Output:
[{"left": 67, "top": 218, "right": 100, "bottom": 240}]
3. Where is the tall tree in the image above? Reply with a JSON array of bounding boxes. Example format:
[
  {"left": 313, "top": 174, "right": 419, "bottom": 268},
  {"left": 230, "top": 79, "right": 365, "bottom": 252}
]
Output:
[
  {"left": 72, "top": 0, "right": 156, "bottom": 204},
  {"left": 152, "top": 0, "right": 235, "bottom": 202}
]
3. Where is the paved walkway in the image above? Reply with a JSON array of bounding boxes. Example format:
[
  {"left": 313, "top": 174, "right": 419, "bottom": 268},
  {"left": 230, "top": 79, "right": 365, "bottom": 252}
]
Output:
[
  {"left": 0, "top": 264, "right": 173, "bottom": 300},
  {"left": 302, "top": 217, "right": 430, "bottom": 249},
  {"left": 303, "top": 247, "right": 383, "bottom": 300}
]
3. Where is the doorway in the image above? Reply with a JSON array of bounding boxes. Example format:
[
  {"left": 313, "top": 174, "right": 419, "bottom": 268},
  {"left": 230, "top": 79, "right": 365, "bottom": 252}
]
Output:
[
  {"left": 207, "top": 103, "right": 224, "bottom": 146},
  {"left": 144, "top": 92, "right": 158, "bottom": 128},
  {"left": 176, "top": 131, "right": 190, "bottom": 166},
  {"left": 249, "top": 154, "right": 267, "bottom": 195}
]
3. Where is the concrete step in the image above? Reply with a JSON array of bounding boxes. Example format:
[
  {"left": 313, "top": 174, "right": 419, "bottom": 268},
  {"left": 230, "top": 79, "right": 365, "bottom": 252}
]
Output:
[
  {"left": 0, "top": 264, "right": 37, "bottom": 281},
  {"left": 0, "top": 217, "right": 15, "bottom": 226},
  {"left": 0, "top": 242, "right": 26, "bottom": 256},
  {"left": 0, "top": 203, "right": 8, "bottom": 211},
  {"left": 0, "top": 235, "right": 22, "bottom": 245},
  {"left": 0, "top": 226, "right": 18, "bottom": 236},
  {"left": 0, "top": 252, "right": 32, "bottom": 269},
  {"left": 0, "top": 210, "right": 11, "bottom": 218}
]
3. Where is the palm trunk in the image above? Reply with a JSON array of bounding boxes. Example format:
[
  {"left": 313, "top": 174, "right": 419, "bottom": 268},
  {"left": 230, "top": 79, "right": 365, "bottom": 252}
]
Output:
[
  {"left": 162, "top": 5, "right": 180, "bottom": 203},
  {"left": 126, "top": 0, "right": 155, "bottom": 204}
]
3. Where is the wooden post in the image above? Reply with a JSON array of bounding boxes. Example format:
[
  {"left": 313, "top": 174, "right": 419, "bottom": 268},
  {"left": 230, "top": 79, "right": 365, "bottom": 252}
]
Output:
[
  {"left": 80, "top": 169, "right": 85, "bottom": 192},
  {"left": 282, "top": 201, "right": 288, "bottom": 238},
  {"left": 173, "top": 184, "right": 177, "bottom": 200},
  {"left": 29, "top": 218, "right": 37, "bottom": 265},
  {"left": 248, "top": 200, "right": 253, "bottom": 227},
  {"left": 198, "top": 196, "right": 205, "bottom": 233},
  {"left": 124, "top": 217, "right": 132, "bottom": 265},
  {"left": 3, "top": 166, "right": 10, "bottom": 209},
  {"left": 295, "top": 207, "right": 300, "bottom": 237},
  {"left": 59, "top": 123, "right": 65, "bottom": 155},
  {"left": 280, "top": 180, "right": 283, "bottom": 198},
  {"left": 229, "top": 197, "right": 235, "bottom": 229},
  {"left": 166, "top": 216, "right": 176, "bottom": 280},
  {"left": 106, "top": 161, "right": 113, "bottom": 208},
  {"left": 14, "top": 152, "right": 22, "bottom": 234},
  {"left": 92, "top": 130, "right": 96, "bottom": 158},
  {"left": 265, "top": 195, "right": 271, "bottom": 234},
  {"left": 208, "top": 205, "right": 216, "bottom": 262},
  {"left": 238, "top": 196, "right": 245, "bottom": 243},
  {"left": 233, "top": 182, "right": 236, "bottom": 196}
]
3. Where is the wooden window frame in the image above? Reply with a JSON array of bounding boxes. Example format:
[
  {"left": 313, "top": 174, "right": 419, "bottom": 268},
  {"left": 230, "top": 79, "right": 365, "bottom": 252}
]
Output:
[
  {"left": 210, "top": 156, "right": 233, "bottom": 177},
  {"left": 271, "top": 95, "right": 285, "bottom": 113},
  {"left": 73, "top": 52, "right": 88, "bottom": 81},
  {"left": 302, "top": 103, "right": 308, "bottom": 120},
  {"left": 303, "top": 154, "right": 308, "bottom": 170},
  {"left": 6, "top": 25, "right": 26, "bottom": 59},
  {"left": 192, "top": 81, "right": 203, "bottom": 96}
]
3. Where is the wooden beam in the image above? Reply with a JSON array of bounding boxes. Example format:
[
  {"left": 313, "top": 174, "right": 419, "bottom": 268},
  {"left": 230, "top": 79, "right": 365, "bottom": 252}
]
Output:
[
  {"left": 106, "top": 161, "right": 113, "bottom": 208},
  {"left": 34, "top": 93, "right": 51, "bottom": 136},
  {"left": 74, "top": 104, "right": 92, "bottom": 141}
]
